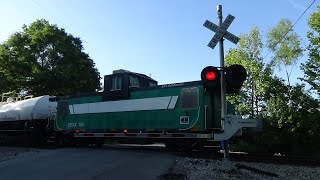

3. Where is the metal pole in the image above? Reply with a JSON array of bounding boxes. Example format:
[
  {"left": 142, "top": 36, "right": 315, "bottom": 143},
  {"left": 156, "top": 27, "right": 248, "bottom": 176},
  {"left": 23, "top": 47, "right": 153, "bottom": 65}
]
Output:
[{"left": 217, "top": 5, "right": 229, "bottom": 159}]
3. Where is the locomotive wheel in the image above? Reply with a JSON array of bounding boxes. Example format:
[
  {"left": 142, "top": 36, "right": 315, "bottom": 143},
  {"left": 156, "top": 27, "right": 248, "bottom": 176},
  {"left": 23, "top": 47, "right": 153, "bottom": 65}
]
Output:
[
  {"left": 95, "top": 138, "right": 105, "bottom": 148},
  {"left": 193, "top": 140, "right": 205, "bottom": 151},
  {"left": 54, "top": 133, "right": 65, "bottom": 147},
  {"left": 165, "top": 141, "right": 178, "bottom": 151},
  {"left": 29, "top": 129, "right": 47, "bottom": 147},
  {"left": 0, "top": 134, "right": 7, "bottom": 145},
  {"left": 165, "top": 140, "right": 196, "bottom": 152}
]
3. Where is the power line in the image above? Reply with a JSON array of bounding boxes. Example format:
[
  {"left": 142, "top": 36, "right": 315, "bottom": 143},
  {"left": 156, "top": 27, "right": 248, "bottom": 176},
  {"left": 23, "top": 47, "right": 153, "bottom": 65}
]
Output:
[{"left": 263, "top": 0, "right": 316, "bottom": 60}]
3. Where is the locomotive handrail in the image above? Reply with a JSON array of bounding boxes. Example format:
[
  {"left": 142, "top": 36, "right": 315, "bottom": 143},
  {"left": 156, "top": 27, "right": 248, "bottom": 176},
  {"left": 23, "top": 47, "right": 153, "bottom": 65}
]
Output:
[
  {"left": 1, "top": 92, "right": 34, "bottom": 103},
  {"left": 23, "top": 95, "right": 34, "bottom": 100}
]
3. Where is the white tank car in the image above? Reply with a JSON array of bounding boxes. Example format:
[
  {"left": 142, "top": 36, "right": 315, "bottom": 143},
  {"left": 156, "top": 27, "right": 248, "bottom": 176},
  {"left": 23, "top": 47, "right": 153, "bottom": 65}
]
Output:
[{"left": 0, "top": 95, "right": 57, "bottom": 121}]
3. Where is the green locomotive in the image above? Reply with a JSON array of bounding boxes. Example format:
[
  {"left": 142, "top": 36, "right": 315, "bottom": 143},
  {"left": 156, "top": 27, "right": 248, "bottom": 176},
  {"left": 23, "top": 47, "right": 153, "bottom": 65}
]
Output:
[{"left": 54, "top": 67, "right": 258, "bottom": 148}]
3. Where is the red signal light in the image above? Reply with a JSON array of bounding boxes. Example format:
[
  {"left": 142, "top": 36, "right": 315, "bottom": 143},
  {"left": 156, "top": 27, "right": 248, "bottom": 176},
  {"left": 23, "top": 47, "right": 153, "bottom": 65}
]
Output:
[
  {"left": 201, "top": 66, "right": 220, "bottom": 91},
  {"left": 123, "top": 129, "right": 128, "bottom": 133},
  {"left": 205, "top": 71, "right": 216, "bottom": 81}
]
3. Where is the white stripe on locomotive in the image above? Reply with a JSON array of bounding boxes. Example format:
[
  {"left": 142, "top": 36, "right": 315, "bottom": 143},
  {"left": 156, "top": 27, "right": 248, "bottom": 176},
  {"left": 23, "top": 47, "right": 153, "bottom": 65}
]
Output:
[{"left": 69, "top": 96, "right": 179, "bottom": 115}]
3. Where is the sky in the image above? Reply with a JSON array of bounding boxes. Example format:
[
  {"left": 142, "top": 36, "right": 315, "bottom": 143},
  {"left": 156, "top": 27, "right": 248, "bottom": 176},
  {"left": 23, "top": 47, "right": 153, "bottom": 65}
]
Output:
[{"left": 0, "top": 0, "right": 318, "bottom": 85}]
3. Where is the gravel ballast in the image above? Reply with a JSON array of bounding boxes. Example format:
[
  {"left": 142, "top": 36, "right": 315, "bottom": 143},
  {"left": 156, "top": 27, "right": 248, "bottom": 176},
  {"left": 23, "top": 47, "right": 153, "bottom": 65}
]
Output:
[{"left": 163, "top": 157, "right": 320, "bottom": 180}]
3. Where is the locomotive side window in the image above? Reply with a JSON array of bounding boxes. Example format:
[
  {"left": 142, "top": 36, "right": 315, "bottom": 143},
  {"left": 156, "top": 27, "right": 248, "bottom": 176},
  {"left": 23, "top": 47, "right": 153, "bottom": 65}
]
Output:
[
  {"left": 130, "top": 76, "right": 140, "bottom": 88},
  {"left": 111, "top": 75, "right": 122, "bottom": 90},
  {"left": 149, "top": 81, "right": 157, "bottom": 86},
  {"left": 180, "top": 87, "right": 199, "bottom": 109}
]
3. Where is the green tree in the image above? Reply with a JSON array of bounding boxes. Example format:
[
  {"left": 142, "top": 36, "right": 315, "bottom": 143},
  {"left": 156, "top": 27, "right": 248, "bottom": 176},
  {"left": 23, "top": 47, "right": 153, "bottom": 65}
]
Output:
[
  {"left": 225, "top": 26, "right": 272, "bottom": 118},
  {"left": 224, "top": 21, "right": 320, "bottom": 155},
  {"left": 0, "top": 72, "right": 9, "bottom": 94},
  {"left": 266, "top": 19, "right": 303, "bottom": 87},
  {"left": 264, "top": 78, "right": 320, "bottom": 153},
  {"left": 0, "top": 19, "right": 101, "bottom": 96},
  {"left": 301, "top": 5, "right": 320, "bottom": 96}
]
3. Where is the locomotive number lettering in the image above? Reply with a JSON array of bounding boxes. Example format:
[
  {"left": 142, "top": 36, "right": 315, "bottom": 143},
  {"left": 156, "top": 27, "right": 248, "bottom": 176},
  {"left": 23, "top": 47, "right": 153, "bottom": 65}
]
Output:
[
  {"left": 161, "top": 83, "right": 184, "bottom": 88},
  {"left": 67, "top": 122, "right": 85, "bottom": 128},
  {"left": 67, "top": 123, "right": 77, "bottom": 128}
]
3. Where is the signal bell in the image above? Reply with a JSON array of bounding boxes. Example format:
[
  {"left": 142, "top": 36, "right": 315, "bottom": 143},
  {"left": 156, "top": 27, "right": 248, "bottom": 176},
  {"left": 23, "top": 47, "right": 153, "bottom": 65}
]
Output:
[
  {"left": 225, "top": 64, "right": 247, "bottom": 94},
  {"left": 201, "top": 66, "right": 220, "bottom": 91}
]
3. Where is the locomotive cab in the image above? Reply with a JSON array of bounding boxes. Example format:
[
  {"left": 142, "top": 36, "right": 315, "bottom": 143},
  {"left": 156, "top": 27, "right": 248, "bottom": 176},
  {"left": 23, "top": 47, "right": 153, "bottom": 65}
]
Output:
[{"left": 103, "top": 69, "right": 158, "bottom": 100}]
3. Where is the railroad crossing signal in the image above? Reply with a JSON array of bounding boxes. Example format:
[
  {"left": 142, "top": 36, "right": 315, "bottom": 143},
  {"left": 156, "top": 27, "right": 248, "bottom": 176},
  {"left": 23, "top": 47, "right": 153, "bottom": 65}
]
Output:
[
  {"left": 203, "top": 14, "right": 240, "bottom": 49},
  {"left": 202, "top": 6, "right": 241, "bottom": 163}
]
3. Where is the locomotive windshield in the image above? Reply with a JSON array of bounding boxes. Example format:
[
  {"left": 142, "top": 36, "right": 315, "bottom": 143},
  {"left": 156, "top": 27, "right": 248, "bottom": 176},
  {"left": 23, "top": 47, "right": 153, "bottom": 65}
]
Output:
[
  {"left": 111, "top": 75, "right": 122, "bottom": 90},
  {"left": 129, "top": 76, "right": 140, "bottom": 88},
  {"left": 108, "top": 69, "right": 157, "bottom": 90}
]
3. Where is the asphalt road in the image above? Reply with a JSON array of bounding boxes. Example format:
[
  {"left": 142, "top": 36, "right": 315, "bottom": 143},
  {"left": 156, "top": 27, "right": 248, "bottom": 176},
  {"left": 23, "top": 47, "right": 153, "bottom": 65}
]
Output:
[{"left": 0, "top": 145, "right": 176, "bottom": 180}]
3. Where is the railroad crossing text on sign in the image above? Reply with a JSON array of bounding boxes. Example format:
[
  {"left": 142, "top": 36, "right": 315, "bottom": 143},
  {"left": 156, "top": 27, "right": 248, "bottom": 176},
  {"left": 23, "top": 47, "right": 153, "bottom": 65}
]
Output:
[{"left": 203, "top": 14, "right": 240, "bottom": 49}]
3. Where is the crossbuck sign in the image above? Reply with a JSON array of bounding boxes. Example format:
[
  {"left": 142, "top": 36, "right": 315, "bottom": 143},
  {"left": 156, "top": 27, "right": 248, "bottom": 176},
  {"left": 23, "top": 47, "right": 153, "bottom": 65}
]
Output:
[{"left": 203, "top": 14, "right": 239, "bottom": 49}]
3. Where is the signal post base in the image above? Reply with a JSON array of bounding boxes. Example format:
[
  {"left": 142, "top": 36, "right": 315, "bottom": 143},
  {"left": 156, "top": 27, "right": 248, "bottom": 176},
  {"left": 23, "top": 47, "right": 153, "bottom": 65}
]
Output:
[{"left": 221, "top": 158, "right": 235, "bottom": 171}]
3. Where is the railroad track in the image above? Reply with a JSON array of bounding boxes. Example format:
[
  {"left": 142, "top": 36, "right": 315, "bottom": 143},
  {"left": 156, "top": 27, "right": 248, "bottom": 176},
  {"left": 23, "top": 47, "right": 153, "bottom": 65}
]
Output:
[
  {"left": 178, "top": 147, "right": 320, "bottom": 167},
  {"left": 228, "top": 153, "right": 320, "bottom": 167},
  {"left": 2, "top": 142, "right": 320, "bottom": 167},
  {"left": 90, "top": 144, "right": 320, "bottom": 167}
]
